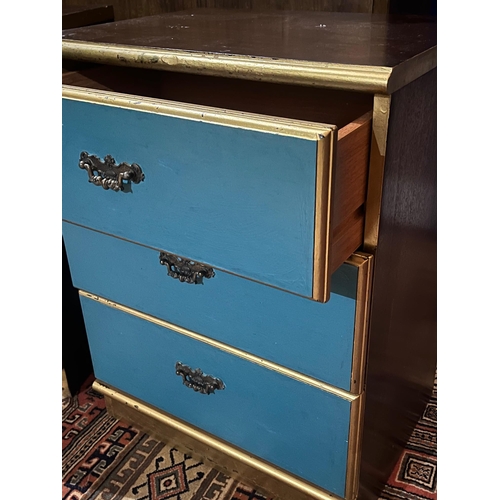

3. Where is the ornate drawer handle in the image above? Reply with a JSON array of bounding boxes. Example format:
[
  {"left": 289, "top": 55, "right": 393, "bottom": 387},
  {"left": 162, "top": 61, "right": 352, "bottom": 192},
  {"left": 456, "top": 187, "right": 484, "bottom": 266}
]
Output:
[
  {"left": 175, "top": 362, "right": 225, "bottom": 395},
  {"left": 159, "top": 251, "right": 215, "bottom": 284},
  {"left": 79, "top": 151, "right": 145, "bottom": 191}
]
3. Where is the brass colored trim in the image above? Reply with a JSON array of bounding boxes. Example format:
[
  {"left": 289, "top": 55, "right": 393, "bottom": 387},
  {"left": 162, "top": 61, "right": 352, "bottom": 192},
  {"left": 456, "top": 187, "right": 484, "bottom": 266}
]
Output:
[
  {"left": 345, "top": 392, "right": 366, "bottom": 500},
  {"left": 62, "top": 39, "right": 393, "bottom": 93},
  {"left": 348, "top": 253, "right": 374, "bottom": 394},
  {"left": 62, "top": 40, "right": 436, "bottom": 94},
  {"left": 97, "top": 381, "right": 347, "bottom": 500},
  {"left": 79, "top": 290, "right": 357, "bottom": 402},
  {"left": 312, "top": 129, "right": 336, "bottom": 302},
  {"left": 363, "top": 94, "right": 392, "bottom": 251},
  {"left": 63, "top": 85, "right": 332, "bottom": 141}
]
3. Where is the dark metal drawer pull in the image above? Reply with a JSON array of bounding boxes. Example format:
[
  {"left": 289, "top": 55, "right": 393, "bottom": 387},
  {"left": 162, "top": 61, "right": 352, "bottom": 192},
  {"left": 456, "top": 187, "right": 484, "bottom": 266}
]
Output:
[
  {"left": 159, "top": 251, "right": 215, "bottom": 284},
  {"left": 175, "top": 362, "right": 225, "bottom": 395},
  {"left": 79, "top": 151, "right": 145, "bottom": 191}
]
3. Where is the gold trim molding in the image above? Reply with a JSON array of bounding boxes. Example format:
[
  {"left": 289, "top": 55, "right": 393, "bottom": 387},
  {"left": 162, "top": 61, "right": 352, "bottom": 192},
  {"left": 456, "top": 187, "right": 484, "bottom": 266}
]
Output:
[
  {"left": 313, "top": 129, "right": 336, "bottom": 302},
  {"left": 345, "top": 392, "right": 366, "bottom": 499},
  {"left": 348, "top": 253, "right": 373, "bottom": 394},
  {"left": 62, "top": 40, "right": 436, "bottom": 94},
  {"left": 363, "top": 94, "right": 392, "bottom": 251},
  {"left": 62, "top": 85, "right": 333, "bottom": 141}
]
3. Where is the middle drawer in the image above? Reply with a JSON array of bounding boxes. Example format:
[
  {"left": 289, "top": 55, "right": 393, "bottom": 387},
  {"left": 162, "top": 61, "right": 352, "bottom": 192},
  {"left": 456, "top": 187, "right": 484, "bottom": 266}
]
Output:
[{"left": 63, "top": 222, "right": 371, "bottom": 393}]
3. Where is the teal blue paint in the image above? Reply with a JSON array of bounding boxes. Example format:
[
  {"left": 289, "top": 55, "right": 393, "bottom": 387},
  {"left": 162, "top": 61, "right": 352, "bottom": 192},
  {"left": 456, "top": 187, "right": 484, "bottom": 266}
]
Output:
[
  {"left": 80, "top": 296, "right": 350, "bottom": 496},
  {"left": 330, "top": 263, "right": 359, "bottom": 300},
  {"left": 63, "top": 222, "right": 357, "bottom": 391},
  {"left": 62, "top": 98, "right": 318, "bottom": 297}
]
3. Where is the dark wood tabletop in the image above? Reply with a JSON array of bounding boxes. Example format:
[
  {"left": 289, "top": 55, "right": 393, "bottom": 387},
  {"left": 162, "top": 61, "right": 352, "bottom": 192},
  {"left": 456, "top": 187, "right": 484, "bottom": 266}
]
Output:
[
  {"left": 62, "top": 9, "right": 436, "bottom": 68},
  {"left": 62, "top": 9, "right": 436, "bottom": 93}
]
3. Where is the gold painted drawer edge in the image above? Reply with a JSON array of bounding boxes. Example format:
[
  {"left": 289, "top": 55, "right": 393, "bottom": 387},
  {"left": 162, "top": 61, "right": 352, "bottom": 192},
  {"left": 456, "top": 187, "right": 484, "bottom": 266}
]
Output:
[
  {"left": 349, "top": 252, "right": 373, "bottom": 394},
  {"left": 62, "top": 84, "right": 335, "bottom": 139}
]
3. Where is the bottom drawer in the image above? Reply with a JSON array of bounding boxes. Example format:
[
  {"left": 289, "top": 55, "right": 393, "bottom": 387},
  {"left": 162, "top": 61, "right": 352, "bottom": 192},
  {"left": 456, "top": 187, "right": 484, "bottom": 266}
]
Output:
[{"left": 80, "top": 294, "right": 361, "bottom": 498}]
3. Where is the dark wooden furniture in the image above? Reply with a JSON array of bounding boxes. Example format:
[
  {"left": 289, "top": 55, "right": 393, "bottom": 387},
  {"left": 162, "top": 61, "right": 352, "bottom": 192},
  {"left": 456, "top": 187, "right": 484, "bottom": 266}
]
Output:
[{"left": 62, "top": 10, "right": 436, "bottom": 500}]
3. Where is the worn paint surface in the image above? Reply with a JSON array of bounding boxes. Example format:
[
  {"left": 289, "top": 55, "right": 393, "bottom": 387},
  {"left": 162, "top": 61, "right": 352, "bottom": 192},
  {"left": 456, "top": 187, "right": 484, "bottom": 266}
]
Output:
[
  {"left": 80, "top": 295, "right": 351, "bottom": 496},
  {"left": 62, "top": 98, "right": 318, "bottom": 297},
  {"left": 63, "top": 222, "right": 358, "bottom": 391}
]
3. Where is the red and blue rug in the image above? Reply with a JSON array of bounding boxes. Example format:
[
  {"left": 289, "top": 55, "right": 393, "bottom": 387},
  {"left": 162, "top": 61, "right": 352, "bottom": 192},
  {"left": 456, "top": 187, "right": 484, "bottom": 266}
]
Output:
[{"left": 62, "top": 378, "right": 437, "bottom": 500}]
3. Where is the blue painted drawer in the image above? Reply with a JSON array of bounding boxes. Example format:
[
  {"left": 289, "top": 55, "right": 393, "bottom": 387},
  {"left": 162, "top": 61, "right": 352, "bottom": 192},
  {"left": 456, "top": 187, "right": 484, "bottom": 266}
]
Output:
[
  {"left": 79, "top": 294, "right": 360, "bottom": 498},
  {"left": 62, "top": 86, "right": 369, "bottom": 303},
  {"left": 63, "top": 221, "right": 371, "bottom": 393}
]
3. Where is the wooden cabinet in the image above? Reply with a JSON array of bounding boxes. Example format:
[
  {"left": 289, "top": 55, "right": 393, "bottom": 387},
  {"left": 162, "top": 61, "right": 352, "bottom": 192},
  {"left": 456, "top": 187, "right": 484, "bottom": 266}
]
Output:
[{"left": 62, "top": 10, "right": 436, "bottom": 500}]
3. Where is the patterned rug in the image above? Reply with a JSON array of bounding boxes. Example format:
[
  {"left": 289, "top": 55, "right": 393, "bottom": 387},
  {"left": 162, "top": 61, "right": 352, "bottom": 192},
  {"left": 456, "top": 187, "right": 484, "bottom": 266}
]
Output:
[
  {"left": 62, "top": 377, "right": 436, "bottom": 500},
  {"left": 378, "top": 378, "right": 437, "bottom": 500}
]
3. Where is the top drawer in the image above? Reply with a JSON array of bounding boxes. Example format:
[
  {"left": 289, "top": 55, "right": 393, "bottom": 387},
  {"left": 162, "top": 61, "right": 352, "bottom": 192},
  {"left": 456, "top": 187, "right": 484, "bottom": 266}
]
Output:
[{"left": 62, "top": 72, "right": 371, "bottom": 302}]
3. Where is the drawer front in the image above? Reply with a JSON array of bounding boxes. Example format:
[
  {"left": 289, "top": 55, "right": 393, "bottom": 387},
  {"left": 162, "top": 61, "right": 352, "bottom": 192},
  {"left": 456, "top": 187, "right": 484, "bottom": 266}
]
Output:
[
  {"left": 64, "top": 222, "right": 371, "bottom": 393},
  {"left": 80, "top": 295, "right": 358, "bottom": 498},
  {"left": 62, "top": 88, "right": 335, "bottom": 300}
]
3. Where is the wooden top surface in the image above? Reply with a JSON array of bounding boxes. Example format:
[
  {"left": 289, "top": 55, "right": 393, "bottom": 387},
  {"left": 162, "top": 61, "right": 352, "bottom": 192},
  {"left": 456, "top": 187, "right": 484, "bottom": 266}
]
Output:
[{"left": 62, "top": 9, "right": 437, "bottom": 93}]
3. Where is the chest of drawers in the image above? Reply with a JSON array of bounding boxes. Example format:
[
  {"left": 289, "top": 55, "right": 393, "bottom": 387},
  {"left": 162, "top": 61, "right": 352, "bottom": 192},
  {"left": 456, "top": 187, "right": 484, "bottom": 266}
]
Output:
[{"left": 62, "top": 10, "right": 436, "bottom": 500}]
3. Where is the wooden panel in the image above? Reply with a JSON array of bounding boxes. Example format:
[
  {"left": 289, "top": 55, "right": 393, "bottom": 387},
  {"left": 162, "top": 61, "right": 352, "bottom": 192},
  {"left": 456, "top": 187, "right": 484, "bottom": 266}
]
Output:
[
  {"left": 61, "top": 9, "right": 436, "bottom": 69},
  {"left": 333, "top": 114, "right": 371, "bottom": 228},
  {"left": 61, "top": 1, "right": 377, "bottom": 22},
  {"left": 390, "top": 0, "right": 437, "bottom": 15},
  {"left": 359, "top": 68, "right": 437, "bottom": 500},
  {"left": 62, "top": 5, "right": 114, "bottom": 29},
  {"left": 329, "top": 207, "right": 365, "bottom": 273},
  {"left": 61, "top": 66, "right": 164, "bottom": 97},
  {"left": 80, "top": 295, "right": 355, "bottom": 497}
]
